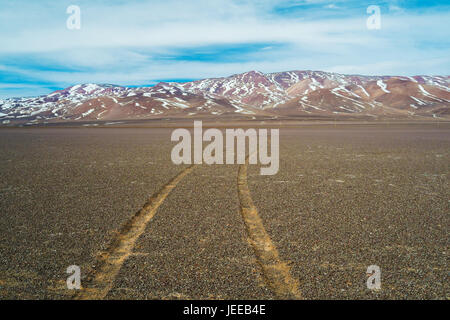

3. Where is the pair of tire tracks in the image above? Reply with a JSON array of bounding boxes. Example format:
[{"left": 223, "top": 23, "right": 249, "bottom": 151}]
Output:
[{"left": 75, "top": 161, "right": 301, "bottom": 300}]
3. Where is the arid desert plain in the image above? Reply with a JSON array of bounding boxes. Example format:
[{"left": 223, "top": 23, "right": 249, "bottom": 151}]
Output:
[{"left": 0, "top": 121, "right": 448, "bottom": 300}]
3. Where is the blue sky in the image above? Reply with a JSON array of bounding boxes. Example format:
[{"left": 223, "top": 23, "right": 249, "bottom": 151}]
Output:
[{"left": 0, "top": 0, "right": 449, "bottom": 98}]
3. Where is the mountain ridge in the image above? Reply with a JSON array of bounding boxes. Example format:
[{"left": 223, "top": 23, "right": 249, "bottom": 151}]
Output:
[{"left": 1, "top": 70, "right": 449, "bottom": 125}]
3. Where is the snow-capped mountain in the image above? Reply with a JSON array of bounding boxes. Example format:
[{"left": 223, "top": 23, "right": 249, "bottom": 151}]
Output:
[{"left": 1, "top": 70, "right": 449, "bottom": 125}]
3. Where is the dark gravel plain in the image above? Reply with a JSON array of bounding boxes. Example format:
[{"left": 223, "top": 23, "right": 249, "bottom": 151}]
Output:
[
  {"left": 0, "top": 123, "right": 448, "bottom": 299},
  {"left": 0, "top": 128, "right": 184, "bottom": 299},
  {"left": 249, "top": 124, "right": 449, "bottom": 299}
]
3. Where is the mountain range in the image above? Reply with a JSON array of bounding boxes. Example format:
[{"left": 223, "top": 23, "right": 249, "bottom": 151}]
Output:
[{"left": 1, "top": 70, "right": 449, "bottom": 125}]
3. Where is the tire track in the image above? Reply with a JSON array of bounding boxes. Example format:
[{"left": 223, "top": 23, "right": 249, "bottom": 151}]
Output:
[
  {"left": 237, "top": 160, "right": 302, "bottom": 299},
  {"left": 74, "top": 165, "right": 196, "bottom": 300}
]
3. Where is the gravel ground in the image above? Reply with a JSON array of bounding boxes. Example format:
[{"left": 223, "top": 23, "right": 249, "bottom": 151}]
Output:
[
  {"left": 249, "top": 124, "right": 449, "bottom": 299},
  {"left": 0, "top": 128, "right": 183, "bottom": 299},
  {"left": 0, "top": 124, "right": 448, "bottom": 299}
]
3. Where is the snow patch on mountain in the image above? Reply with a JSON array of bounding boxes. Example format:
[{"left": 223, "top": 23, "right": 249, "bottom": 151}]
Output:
[{"left": 377, "top": 80, "right": 390, "bottom": 93}]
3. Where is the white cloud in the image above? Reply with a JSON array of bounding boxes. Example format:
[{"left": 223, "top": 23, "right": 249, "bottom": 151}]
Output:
[
  {"left": 0, "top": 0, "right": 449, "bottom": 98},
  {"left": 324, "top": 4, "right": 338, "bottom": 9}
]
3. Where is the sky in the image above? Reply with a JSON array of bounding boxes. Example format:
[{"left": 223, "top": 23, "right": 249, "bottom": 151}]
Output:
[{"left": 0, "top": 0, "right": 449, "bottom": 98}]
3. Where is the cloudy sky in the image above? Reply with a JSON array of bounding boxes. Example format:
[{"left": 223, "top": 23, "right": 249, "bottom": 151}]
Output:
[{"left": 0, "top": 0, "right": 449, "bottom": 98}]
